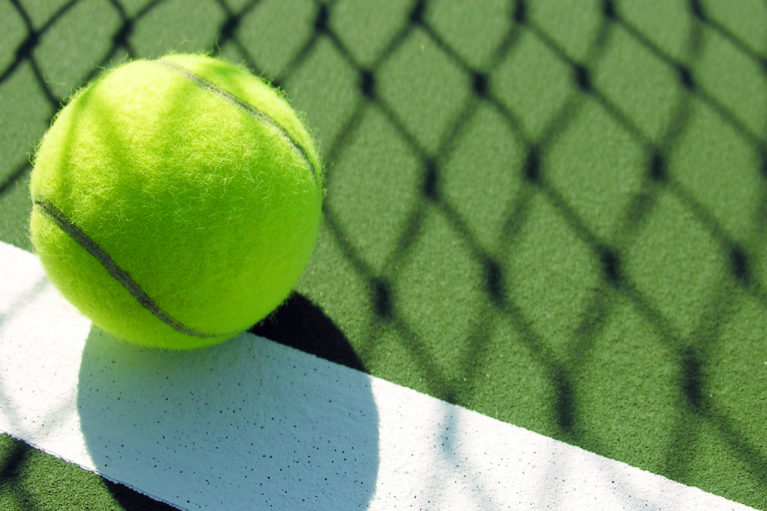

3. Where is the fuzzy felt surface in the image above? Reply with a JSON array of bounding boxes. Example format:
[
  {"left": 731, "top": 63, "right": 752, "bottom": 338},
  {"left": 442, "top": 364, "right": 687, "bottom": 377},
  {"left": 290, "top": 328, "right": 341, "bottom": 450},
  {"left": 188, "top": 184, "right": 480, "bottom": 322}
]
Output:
[
  {"left": 3, "top": 1, "right": 767, "bottom": 509},
  {"left": 29, "top": 54, "right": 323, "bottom": 349}
]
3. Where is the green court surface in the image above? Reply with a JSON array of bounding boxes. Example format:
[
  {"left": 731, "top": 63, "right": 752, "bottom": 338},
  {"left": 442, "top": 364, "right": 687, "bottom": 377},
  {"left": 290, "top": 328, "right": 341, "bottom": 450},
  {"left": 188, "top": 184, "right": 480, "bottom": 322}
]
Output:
[{"left": 1, "top": 0, "right": 766, "bottom": 509}]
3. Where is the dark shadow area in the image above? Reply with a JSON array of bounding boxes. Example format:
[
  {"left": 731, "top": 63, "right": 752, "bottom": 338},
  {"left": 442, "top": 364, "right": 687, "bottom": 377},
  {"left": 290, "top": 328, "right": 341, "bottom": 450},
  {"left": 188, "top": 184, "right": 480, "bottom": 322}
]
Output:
[
  {"left": 250, "top": 292, "right": 366, "bottom": 372},
  {"left": 0, "top": 436, "right": 33, "bottom": 510},
  {"left": 102, "top": 479, "right": 179, "bottom": 511}
]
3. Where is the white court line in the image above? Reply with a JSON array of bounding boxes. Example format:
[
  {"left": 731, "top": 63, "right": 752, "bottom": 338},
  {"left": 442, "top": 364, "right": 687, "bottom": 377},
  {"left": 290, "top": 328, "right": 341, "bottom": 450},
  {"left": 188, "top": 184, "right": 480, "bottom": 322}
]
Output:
[{"left": 0, "top": 241, "right": 756, "bottom": 510}]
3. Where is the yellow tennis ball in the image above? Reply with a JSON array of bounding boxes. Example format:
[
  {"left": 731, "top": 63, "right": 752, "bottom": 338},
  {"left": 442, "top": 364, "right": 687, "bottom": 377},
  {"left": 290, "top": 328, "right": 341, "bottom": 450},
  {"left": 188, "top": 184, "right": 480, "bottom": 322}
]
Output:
[{"left": 29, "top": 54, "right": 323, "bottom": 349}]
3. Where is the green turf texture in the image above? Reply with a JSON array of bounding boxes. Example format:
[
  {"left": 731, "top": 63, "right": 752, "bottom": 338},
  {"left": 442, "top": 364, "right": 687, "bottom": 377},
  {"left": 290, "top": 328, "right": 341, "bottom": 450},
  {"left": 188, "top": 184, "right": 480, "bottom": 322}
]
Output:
[
  {"left": 1, "top": 0, "right": 766, "bottom": 509},
  {"left": 0, "top": 434, "right": 177, "bottom": 511},
  {"left": 30, "top": 54, "right": 323, "bottom": 349}
]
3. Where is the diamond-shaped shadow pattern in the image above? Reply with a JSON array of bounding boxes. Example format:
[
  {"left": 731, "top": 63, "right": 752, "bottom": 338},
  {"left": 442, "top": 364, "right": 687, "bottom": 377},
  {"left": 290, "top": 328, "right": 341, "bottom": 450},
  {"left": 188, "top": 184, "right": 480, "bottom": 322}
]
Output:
[{"left": 1, "top": 0, "right": 767, "bottom": 508}]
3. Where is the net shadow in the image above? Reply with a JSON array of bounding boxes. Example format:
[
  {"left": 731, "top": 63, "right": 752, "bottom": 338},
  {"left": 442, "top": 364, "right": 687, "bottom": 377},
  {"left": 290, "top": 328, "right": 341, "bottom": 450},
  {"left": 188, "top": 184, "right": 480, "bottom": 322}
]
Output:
[{"left": 2, "top": 0, "right": 766, "bottom": 508}]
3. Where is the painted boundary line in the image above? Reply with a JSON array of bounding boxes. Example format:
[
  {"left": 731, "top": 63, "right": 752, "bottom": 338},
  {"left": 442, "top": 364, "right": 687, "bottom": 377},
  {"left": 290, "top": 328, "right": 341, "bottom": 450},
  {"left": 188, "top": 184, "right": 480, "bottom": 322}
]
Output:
[{"left": 0, "top": 241, "right": 756, "bottom": 510}]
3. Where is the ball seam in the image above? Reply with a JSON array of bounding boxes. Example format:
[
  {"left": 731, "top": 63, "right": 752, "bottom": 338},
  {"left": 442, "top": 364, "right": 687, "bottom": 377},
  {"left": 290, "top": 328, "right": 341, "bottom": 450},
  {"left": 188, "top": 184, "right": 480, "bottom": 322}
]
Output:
[
  {"left": 155, "top": 58, "right": 319, "bottom": 187},
  {"left": 33, "top": 198, "right": 239, "bottom": 340}
]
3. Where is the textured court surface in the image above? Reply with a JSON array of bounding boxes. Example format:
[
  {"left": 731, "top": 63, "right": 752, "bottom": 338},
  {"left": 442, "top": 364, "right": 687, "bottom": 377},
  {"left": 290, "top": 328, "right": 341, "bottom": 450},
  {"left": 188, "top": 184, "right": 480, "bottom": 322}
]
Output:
[
  {"left": 1, "top": 241, "right": 757, "bottom": 510},
  {"left": 1, "top": 1, "right": 766, "bottom": 509}
]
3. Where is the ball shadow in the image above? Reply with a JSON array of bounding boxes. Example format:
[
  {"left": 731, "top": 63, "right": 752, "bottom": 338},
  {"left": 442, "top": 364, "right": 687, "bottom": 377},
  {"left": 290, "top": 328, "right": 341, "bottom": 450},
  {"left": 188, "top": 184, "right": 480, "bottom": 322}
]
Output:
[
  {"left": 249, "top": 292, "right": 364, "bottom": 371},
  {"left": 77, "top": 294, "right": 378, "bottom": 510}
]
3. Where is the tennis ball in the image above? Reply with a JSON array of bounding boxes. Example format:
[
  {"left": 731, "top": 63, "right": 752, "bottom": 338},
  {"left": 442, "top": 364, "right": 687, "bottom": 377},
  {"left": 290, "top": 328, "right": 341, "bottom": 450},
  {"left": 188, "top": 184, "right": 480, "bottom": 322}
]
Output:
[{"left": 29, "top": 54, "right": 323, "bottom": 350}]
